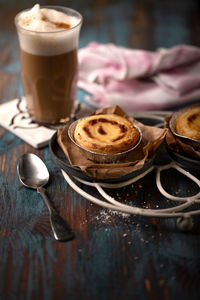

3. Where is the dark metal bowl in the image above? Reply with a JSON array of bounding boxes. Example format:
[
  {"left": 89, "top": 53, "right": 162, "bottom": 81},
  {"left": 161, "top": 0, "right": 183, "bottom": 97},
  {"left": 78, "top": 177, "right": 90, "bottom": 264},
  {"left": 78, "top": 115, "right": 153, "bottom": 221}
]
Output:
[
  {"left": 166, "top": 144, "right": 200, "bottom": 172},
  {"left": 49, "top": 132, "right": 156, "bottom": 183}
]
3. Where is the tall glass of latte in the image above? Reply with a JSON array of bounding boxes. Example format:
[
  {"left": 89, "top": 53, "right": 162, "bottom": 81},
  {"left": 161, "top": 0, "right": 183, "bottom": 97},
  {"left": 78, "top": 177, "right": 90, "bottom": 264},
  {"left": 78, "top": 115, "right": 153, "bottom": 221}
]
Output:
[{"left": 15, "top": 4, "right": 82, "bottom": 125}]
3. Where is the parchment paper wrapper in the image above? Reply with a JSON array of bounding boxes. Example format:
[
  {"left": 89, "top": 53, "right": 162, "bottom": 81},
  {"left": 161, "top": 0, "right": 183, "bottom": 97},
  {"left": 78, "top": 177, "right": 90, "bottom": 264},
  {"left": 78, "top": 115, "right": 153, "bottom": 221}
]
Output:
[
  {"left": 57, "top": 105, "right": 167, "bottom": 179},
  {"left": 165, "top": 113, "right": 200, "bottom": 159}
]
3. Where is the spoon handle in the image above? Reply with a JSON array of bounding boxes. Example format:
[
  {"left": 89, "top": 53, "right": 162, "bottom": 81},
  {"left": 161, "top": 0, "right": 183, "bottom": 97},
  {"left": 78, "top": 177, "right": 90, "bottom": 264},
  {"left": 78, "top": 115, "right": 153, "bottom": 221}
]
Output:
[{"left": 38, "top": 187, "right": 75, "bottom": 241}]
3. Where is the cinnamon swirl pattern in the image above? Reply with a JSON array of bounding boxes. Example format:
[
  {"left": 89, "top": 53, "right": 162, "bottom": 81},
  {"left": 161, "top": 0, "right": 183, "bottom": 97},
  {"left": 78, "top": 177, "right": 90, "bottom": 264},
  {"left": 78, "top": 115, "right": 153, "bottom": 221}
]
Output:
[
  {"left": 176, "top": 106, "right": 200, "bottom": 141},
  {"left": 73, "top": 114, "right": 140, "bottom": 154}
]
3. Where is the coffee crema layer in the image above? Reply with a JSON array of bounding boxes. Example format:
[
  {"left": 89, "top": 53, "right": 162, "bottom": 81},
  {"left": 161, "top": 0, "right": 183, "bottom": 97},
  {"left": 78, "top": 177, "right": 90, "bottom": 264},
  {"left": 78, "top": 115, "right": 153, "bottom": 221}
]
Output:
[
  {"left": 21, "top": 49, "right": 78, "bottom": 124},
  {"left": 73, "top": 114, "right": 140, "bottom": 154},
  {"left": 17, "top": 4, "right": 79, "bottom": 32},
  {"left": 15, "top": 4, "right": 82, "bottom": 55}
]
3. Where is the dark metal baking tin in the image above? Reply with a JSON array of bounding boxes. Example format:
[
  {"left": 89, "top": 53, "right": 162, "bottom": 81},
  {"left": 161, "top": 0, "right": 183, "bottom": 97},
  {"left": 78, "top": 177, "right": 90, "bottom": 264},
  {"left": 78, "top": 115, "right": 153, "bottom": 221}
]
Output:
[{"left": 49, "top": 132, "right": 156, "bottom": 184}]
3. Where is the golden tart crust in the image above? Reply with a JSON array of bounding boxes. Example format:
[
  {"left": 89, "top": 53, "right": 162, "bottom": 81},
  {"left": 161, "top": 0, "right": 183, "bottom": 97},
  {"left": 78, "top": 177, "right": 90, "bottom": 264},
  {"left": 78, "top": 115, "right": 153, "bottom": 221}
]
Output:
[
  {"left": 73, "top": 114, "right": 140, "bottom": 154},
  {"left": 176, "top": 106, "right": 200, "bottom": 141}
]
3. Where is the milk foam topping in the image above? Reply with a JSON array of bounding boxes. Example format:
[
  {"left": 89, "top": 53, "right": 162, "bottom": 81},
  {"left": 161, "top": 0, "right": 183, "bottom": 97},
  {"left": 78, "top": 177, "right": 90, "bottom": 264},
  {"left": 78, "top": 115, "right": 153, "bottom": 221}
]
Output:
[{"left": 16, "top": 4, "right": 82, "bottom": 55}]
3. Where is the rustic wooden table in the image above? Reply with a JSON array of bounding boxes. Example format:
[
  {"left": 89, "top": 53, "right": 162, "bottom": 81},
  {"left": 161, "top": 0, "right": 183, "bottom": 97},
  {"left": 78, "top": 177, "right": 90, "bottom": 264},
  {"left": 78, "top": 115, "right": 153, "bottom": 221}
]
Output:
[{"left": 0, "top": 1, "right": 200, "bottom": 300}]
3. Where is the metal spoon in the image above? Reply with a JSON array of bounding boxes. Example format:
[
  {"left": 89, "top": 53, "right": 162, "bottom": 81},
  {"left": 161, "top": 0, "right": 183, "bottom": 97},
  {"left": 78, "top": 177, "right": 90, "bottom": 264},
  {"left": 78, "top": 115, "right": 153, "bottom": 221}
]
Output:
[{"left": 17, "top": 153, "right": 75, "bottom": 242}]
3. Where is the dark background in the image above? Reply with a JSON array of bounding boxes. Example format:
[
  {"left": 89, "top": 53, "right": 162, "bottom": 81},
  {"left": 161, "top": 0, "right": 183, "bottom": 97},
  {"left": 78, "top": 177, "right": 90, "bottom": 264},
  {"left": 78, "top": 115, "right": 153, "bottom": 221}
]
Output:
[{"left": 1, "top": 0, "right": 200, "bottom": 104}]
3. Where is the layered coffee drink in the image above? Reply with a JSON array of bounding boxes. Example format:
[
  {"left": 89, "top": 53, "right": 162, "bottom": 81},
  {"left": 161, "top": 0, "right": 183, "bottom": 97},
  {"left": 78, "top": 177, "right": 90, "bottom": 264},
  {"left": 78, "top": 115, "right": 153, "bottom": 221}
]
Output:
[{"left": 15, "top": 4, "right": 82, "bottom": 124}]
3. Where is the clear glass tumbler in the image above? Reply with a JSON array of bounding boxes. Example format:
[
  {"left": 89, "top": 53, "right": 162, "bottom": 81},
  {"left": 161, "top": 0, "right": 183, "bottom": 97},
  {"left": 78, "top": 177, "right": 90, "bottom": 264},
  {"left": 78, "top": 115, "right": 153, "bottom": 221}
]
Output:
[{"left": 15, "top": 6, "right": 82, "bottom": 125}]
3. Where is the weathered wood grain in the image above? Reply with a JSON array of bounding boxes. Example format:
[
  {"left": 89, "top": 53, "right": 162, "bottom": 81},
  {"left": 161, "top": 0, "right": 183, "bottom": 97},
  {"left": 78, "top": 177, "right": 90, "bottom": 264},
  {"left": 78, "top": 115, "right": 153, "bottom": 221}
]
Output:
[{"left": 0, "top": 0, "right": 200, "bottom": 300}]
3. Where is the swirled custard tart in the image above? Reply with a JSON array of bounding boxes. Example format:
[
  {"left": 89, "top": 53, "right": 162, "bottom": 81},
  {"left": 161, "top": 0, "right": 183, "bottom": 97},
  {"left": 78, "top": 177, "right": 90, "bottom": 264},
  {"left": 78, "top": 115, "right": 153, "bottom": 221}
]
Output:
[
  {"left": 176, "top": 106, "right": 200, "bottom": 141},
  {"left": 73, "top": 114, "right": 140, "bottom": 154}
]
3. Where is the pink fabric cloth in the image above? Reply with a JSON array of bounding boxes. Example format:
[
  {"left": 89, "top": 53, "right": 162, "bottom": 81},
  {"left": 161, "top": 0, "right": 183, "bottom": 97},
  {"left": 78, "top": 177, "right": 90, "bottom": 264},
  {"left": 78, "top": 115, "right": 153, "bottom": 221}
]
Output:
[{"left": 78, "top": 42, "right": 200, "bottom": 111}]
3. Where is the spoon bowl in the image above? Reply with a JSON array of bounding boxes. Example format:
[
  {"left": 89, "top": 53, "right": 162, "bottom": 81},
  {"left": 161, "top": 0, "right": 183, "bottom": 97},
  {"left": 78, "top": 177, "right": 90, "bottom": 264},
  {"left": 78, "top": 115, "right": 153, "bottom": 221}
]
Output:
[
  {"left": 18, "top": 153, "right": 75, "bottom": 242},
  {"left": 18, "top": 153, "right": 49, "bottom": 188}
]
